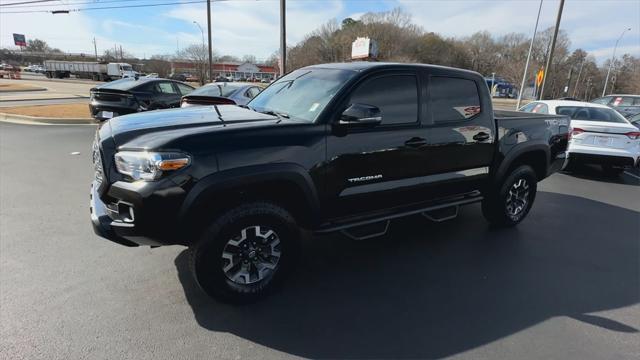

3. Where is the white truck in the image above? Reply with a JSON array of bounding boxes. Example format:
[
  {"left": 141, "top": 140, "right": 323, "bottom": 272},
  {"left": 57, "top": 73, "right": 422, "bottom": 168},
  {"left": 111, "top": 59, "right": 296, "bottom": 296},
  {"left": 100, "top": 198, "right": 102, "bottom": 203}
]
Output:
[{"left": 44, "top": 60, "right": 135, "bottom": 81}]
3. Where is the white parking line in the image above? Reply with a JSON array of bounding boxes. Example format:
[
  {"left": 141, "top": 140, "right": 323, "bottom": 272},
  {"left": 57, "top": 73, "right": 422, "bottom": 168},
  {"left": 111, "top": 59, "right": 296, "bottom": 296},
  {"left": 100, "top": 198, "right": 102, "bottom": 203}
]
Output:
[{"left": 623, "top": 171, "right": 640, "bottom": 180}]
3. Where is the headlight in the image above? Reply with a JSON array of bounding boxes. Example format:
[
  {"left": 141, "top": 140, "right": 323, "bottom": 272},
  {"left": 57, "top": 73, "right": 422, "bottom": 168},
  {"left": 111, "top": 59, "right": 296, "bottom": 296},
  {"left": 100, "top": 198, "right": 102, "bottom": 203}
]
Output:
[{"left": 114, "top": 151, "right": 190, "bottom": 181}]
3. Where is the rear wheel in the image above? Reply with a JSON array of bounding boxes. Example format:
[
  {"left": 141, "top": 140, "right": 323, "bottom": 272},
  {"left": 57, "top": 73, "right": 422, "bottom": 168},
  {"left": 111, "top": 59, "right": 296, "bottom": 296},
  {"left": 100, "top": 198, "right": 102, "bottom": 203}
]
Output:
[
  {"left": 482, "top": 165, "right": 537, "bottom": 227},
  {"left": 189, "top": 202, "right": 300, "bottom": 304}
]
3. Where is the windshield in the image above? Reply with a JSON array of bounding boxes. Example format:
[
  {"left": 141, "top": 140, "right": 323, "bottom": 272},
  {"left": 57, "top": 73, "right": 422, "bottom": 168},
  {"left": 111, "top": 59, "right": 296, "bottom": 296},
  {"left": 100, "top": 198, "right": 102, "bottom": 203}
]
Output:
[
  {"left": 248, "top": 68, "right": 356, "bottom": 122},
  {"left": 121, "top": 65, "right": 133, "bottom": 71},
  {"left": 190, "top": 83, "right": 243, "bottom": 97},
  {"left": 555, "top": 106, "right": 629, "bottom": 123}
]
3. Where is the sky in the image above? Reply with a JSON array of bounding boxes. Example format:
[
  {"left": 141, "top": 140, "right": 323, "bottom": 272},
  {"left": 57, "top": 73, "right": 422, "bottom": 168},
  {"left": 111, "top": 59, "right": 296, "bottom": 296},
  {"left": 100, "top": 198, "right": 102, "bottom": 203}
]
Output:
[{"left": 1, "top": 0, "right": 639, "bottom": 64}]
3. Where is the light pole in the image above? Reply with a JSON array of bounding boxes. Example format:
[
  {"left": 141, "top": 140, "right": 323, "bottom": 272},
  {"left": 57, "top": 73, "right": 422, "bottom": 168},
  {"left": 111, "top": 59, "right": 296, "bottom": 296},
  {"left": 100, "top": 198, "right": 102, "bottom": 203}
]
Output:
[
  {"left": 516, "top": 0, "right": 543, "bottom": 109},
  {"left": 602, "top": 27, "right": 631, "bottom": 97},
  {"left": 279, "top": 0, "right": 286, "bottom": 76},
  {"left": 193, "top": 21, "right": 206, "bottom": 82},
  {"left": 206, "top": 0, "right": 212, "bottom": 82},
  {"left": 539, "top": 0, "right": 565, "bottom": 100}
]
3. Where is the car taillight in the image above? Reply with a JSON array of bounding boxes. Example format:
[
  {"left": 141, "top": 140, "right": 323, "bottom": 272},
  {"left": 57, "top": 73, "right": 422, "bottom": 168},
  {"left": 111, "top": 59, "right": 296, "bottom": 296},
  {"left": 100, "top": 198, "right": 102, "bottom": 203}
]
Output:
[
  {"left": 569, "top": 127, "right": 584, "bottom": 140},
  {"left": 625, "top": 131, "right": 640, "bottom": 140}
]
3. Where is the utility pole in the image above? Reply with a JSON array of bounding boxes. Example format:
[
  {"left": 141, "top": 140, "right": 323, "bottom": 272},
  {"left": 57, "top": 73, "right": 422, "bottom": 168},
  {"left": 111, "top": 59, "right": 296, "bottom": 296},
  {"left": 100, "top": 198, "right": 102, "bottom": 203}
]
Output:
[
  {"left": 279, "top": 0, "right": 286, "bottom": 76},
  {"left": 539, "top": 0, "right": 565, "bottom": 100},
  {"left": 564, "top": 67, "right": 573, "bottom": 96},
  {"left": 207, "top": 0, "right": 213, "bottom": 82},
  {"left": 572, "top": 59, "right": 585, "bottom": 98},
  {"left": 602, "top": 27, "right": 631, "bottom": 97},
  {"left": 516, "top": 0, "right": 543, "bottom": 109},
  {"left": 93, "top": 37, "right": 98, "bottom": 61},
  {"left": 119, "top": 45, "right": 123, "bottom": 61}
]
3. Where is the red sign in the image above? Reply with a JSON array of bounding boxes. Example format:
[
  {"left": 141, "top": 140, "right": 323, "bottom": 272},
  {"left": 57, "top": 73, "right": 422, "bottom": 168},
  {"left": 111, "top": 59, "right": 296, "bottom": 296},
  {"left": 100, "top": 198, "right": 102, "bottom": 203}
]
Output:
[{"left": 13, "top": 33, "right": 26, "bottom": 47}]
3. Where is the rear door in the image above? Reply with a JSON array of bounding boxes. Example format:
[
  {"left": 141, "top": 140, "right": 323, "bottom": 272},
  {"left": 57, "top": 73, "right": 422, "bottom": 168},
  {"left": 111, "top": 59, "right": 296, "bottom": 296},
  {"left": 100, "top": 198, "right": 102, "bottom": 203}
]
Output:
[
  {"left": 421, "top": 73, "right": 496, "bottom": 197},
  {"left": 324, "top": 70, "right": 431, "bottom": 218},
  {"left": 155, "top": 81, "right": 182, "bottom": 108}
]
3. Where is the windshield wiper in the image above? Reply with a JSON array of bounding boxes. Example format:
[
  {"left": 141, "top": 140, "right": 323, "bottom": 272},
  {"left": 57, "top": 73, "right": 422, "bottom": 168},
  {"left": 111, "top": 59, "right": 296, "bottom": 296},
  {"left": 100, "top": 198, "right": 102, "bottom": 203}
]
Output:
[{"left": 259, "top": 109, "right": 290, "bottom": 119}]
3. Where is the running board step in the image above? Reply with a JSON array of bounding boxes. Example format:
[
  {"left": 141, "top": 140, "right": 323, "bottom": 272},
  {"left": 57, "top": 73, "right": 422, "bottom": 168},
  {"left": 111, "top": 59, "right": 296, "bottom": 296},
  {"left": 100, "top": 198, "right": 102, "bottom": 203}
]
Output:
[
  {"left": 340, "top": 221, "right": 390, "bottom": 241},
  {"left": 422, "top": 205, "right": 459, "bottom": 222}
]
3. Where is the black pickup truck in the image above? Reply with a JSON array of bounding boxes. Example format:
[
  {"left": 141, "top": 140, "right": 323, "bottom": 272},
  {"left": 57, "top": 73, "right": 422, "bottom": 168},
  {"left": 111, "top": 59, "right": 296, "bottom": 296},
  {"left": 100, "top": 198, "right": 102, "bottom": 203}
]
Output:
[{"left": 90, "top": 62, "right": 569, "bottom": 303}]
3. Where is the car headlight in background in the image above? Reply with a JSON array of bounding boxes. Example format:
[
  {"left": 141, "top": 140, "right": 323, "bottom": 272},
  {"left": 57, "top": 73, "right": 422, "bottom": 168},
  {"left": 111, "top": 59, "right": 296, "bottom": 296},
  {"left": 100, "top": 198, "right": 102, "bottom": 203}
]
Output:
[{"left": 114, "top": 151, "right": 190, "bottom": 181}]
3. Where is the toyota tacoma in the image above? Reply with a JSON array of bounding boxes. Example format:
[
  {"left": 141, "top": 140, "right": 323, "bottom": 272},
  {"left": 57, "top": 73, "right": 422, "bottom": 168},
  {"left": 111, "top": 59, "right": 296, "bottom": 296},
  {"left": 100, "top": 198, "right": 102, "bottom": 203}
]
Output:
[{"left": 90, "top": 62, "right": 569, "bottom": 303}]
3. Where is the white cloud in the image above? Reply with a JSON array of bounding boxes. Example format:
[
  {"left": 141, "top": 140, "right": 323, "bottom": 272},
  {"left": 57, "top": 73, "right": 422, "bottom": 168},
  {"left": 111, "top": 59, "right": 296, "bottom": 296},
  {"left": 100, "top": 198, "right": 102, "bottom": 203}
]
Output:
[{"left": 164, "top": 0, "right": 345, "bottom": 60}]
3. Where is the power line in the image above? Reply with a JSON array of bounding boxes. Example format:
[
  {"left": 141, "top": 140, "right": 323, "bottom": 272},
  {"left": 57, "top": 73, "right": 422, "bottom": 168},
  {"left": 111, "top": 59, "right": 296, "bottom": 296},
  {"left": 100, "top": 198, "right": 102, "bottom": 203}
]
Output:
[
  {"left": 0, "top": 0, "right": 211, "bottom": 13},
  {"left": 0, "top": 0, "right": 142, "bottom": 9},
  {"left": 0, "top": 0, "right": 58, "bottom": 6}
]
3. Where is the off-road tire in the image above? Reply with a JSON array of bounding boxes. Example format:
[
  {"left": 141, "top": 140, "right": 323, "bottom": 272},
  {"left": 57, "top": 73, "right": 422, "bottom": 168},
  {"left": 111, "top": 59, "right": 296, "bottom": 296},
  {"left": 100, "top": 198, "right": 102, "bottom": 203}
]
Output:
[
  {"left": 482, "top": 165, "right": 537, "bottom": 227},
  {"left": 189, "top": 202, "right": 300, "bottom": 304}
]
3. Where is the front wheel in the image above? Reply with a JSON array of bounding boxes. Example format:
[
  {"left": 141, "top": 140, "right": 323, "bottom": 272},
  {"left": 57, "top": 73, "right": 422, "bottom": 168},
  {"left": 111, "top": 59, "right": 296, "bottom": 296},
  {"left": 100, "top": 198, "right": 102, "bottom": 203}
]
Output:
[
  {"left": 482, "top": 165, "right": 537, "bottom": 227},
  {"left": 189, "top": 202, "right": 301, "bottom": 304}
]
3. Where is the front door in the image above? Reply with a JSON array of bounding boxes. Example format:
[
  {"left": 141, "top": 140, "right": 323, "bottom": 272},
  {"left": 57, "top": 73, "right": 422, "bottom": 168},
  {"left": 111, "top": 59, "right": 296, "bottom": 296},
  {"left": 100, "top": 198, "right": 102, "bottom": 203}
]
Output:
[{"left": 324, "top": 71, "right": 430, "bottom": 219}]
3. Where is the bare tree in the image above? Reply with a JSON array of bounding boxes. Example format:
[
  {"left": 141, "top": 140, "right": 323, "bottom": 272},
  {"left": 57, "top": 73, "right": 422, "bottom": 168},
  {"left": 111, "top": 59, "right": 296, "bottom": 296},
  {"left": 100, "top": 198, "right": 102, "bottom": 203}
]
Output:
[{"left": 177, "top": 44, "right": 209, "bottom": 84}]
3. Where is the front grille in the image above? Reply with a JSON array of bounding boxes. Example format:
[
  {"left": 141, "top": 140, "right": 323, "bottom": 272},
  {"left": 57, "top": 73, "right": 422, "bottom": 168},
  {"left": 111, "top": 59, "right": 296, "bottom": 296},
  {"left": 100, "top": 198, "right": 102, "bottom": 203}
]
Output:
[{"left": 92, "top": 137, "right": 104, "bottom": 185}]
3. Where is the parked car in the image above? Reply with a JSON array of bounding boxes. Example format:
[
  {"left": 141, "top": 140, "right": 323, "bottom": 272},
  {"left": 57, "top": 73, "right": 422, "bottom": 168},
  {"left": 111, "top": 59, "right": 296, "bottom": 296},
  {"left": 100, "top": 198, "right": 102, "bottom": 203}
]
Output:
[
  {"left": 214, "top": 76, "right": 230, "bottom": 82},
  {"left": 519, "top": 100, "right": 640, "bottom": 175},
  {"left": 180, "top": 82, "right": 262, "bottom": 107},
  {"left": 144, "top": 73, "right": 159, "bottom": 78},
  {"left": 169, "top": 73, "right": 187, "bottom": 81},
  {"left": 89, "top": 78, "right": 194, "bottom": 121},
  {"left": 90, "top": 62, "right": 569, "bottom": 303},
  {"left": 591, "top": 94, "right": 640, "bottom": 118}
]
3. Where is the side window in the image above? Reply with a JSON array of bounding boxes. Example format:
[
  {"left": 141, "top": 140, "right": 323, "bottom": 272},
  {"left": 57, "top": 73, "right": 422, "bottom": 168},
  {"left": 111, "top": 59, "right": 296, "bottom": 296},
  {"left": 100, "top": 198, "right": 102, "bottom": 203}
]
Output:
[
  {"left": 176, "top": 83, "right": 194, "bottom": 95},
  {"left": 137, "top": 83, "right": 158, "bottom": 93},
  {"left": 157, "top": 82, "right": 178, "bottom": 94},
  {"left": 430, "top": 76, "right": 481, "bottom": 122},
  {"left": 349, "top": 75, "right": 418, "bottom": 125},
  {"left": 247, "top": 87, "right": 261, "bottom": 99}
]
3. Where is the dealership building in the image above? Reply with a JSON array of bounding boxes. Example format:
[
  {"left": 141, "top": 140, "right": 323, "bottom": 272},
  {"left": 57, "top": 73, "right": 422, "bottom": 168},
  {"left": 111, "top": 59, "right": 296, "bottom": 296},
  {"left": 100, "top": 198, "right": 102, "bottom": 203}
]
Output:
[{"left": 171, "top": 61, "right": 277, "bottom": 80}]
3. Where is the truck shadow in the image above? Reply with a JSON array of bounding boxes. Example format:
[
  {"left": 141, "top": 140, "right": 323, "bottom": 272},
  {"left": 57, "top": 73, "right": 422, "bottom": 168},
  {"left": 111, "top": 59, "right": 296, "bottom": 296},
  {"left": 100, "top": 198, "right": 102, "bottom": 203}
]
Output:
[{"left": 174, "top": 192, "right": 639, "bottom": 359}]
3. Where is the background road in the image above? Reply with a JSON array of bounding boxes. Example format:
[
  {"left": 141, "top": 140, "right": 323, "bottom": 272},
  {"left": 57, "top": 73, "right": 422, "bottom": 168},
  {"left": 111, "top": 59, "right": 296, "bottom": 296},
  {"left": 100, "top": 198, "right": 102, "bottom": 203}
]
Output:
[{"left": 0, "top": 122, "right": 638, "bottom": 360}]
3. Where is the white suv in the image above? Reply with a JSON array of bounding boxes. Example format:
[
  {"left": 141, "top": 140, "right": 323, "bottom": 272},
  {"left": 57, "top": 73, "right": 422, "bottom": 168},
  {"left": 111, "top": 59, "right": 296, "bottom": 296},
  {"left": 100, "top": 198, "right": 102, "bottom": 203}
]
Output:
[{"left": 519, "top": 100, "right": 640, "bottom": 175}]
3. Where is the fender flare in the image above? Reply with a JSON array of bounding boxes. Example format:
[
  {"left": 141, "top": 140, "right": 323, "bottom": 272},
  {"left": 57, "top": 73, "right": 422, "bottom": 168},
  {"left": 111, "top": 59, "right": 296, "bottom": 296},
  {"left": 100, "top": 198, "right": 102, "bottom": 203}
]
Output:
[
  {"left": 178, "top": 163, "right": 321, "bottom": 225},
  {"left": 494, "top": 141, "right": 550, "bottom": 182}
]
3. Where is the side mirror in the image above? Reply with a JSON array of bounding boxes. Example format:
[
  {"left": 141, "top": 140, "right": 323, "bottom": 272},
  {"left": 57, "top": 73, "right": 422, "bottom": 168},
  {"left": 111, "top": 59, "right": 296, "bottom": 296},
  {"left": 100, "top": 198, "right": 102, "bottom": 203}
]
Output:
[{"left": 339, "top": 103, "right": 382, "bottom": 127}]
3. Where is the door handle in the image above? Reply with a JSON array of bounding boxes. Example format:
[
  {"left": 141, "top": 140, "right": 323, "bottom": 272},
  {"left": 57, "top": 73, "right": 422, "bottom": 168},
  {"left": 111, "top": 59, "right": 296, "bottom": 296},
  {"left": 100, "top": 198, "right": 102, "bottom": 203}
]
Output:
[
  {"left": 405, "top": 137, "right": 427, "bottom": 148},
  {"left": 473, "top": 132, "right": 491, "bottom": 142}
]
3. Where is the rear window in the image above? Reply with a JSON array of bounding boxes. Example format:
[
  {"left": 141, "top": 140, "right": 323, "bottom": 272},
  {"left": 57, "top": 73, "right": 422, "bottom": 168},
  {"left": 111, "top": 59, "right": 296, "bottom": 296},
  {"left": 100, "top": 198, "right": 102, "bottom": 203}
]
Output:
[
  {"left": 97, "top": 78, "right": 142, "bottom": 91},
  {"left": 190, "top": 84, "right": 243, "bottom": 97},
  {"left": 612, "top": 97, "right": 634, "bottom": 106},
  {"left": 555, "top": 106, "right": 629, "bottom": 123},
  {"left": 430, "top": 76, "right": 481, "bottom": 122}
]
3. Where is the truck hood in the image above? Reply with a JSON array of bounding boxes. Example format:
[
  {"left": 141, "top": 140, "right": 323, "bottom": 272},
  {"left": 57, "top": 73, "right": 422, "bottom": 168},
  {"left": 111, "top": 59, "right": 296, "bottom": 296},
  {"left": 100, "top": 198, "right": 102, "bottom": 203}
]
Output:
[{"left": 108, "top": 105, "right": 279, "bottom": 146}]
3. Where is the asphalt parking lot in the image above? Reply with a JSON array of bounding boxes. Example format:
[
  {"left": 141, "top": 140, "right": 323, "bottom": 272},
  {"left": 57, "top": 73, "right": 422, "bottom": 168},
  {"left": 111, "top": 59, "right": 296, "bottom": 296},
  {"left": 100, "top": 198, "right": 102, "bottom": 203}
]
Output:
[{"left": 0, "top": 122, "right": 638, "bottom": 360}]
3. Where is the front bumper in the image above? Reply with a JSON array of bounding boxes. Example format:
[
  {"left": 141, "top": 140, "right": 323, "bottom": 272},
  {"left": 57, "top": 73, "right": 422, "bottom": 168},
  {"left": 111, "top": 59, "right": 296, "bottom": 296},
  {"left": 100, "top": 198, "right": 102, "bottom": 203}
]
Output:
[{"left": 89, "top": 180, "right": 186, "bottom": 247}]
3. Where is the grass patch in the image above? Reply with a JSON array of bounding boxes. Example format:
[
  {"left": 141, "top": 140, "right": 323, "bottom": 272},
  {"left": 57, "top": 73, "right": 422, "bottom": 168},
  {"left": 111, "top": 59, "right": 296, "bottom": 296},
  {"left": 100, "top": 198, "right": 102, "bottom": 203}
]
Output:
[{"left": 1, "top": 103, "right": 90, "bottom": 118}]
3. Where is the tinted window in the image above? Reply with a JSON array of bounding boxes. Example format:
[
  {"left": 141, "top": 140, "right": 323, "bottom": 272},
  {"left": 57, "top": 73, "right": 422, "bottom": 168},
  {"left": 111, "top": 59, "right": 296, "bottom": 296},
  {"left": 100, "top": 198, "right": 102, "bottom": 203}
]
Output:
[
  {"left": 176, "top": 83, "right": 194, "bottom": 95},
  {"left": 430, "top": 76, "right": 481, "bottom": 122},
  {"left": 556, "top": 106, "right": 629, "bottom": 123},
  {"left": 349, "top": 75, "right": 418, "bottom": 125},
  {"left": 612, "top": 97, "right": 634, "bottom": 106},
  {"left": 158, "top": 82, "right": 178, "bottom": 94},
  {"left": 97, "top": 78, "right": 144, "bottom": 91}
]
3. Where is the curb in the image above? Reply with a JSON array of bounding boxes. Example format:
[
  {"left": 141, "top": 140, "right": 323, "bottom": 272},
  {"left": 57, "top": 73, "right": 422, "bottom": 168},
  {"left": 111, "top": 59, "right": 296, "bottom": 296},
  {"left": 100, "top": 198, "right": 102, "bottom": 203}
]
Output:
[
  {"left": 0, "top": 112, "right": 96, "bottom": 125},
  {"left": 0, "top": 87, "right": 47, "bottom": 93}
]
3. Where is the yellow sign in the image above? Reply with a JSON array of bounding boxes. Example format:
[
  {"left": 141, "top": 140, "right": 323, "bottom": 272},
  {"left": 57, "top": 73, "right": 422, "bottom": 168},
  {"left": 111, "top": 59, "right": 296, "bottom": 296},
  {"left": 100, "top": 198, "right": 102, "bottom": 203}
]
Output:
[{"left": 536, "top": 69, "right": 544, "bottom": 86}]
